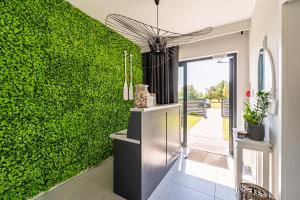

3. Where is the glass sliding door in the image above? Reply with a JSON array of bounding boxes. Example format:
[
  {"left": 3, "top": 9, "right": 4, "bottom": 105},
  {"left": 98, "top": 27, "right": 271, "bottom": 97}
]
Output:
[
  {"left": 178, "top": 54, "right": 236, "bottom": 155},
  {"left": 178, "top": 65, "right": 184, "bottom": 145}
]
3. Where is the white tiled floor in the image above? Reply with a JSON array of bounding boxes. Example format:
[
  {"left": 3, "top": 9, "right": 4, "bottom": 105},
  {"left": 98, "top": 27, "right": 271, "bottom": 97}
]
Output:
[
  {"left": 148, "top": 152, "right": 237, "bottom": 200},
  {"left": 34, "top": 152, "right": 237, "bottom": 200}
]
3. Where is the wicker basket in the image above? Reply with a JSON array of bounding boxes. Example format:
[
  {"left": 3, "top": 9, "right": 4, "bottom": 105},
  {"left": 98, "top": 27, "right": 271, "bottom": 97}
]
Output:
[{"left": 238, "top": 183, "right": 275, "bottom": 200}]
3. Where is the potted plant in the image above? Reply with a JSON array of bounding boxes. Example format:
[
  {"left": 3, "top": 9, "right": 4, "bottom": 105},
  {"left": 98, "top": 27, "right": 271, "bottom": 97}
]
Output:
[{"left": 243, "top": 91, "right": 269, "bottom": 141}]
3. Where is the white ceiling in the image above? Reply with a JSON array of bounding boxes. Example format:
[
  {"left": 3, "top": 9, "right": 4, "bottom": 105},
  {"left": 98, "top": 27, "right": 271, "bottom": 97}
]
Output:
[{"left": 68, "top": 0, "right": 256, "bottom": 34}]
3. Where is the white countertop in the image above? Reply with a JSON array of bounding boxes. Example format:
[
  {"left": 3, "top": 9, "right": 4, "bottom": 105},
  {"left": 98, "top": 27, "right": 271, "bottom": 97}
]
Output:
[
  {"left": 109, "top": 129, "right": 140, "bottom": 144},
  {"left": 130, "top": 103, "right": 181, "bottom": 112}
]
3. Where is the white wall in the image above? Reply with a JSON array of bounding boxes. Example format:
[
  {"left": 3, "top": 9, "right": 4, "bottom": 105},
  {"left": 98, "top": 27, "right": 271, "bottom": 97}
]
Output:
[
  {"left": 183, "top": 19, "right": 250, "bottom": 45},
  {"left": 179, "top": 31, "right": 249, "bottom": 130},
  {"left": 282, "top": 1, "right": 300, "bottom": 199},
  {"left": 249, "top": 0, "right": 282, "bottom": 197}
]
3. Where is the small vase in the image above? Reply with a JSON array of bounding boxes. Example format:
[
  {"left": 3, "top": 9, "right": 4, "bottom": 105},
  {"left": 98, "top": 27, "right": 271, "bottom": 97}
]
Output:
[
  {"left": 134, "top": 84, "right": 149, "bottom": 108},
  {"left": 248, "top": 124, "right": 265, "bottom": 141},
  {"left": 147, "top": 93, "right": 156, "bottom": 107}
]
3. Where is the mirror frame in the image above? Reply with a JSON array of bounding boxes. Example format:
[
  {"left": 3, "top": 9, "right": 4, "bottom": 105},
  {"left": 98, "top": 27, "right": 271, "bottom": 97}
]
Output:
[
  {"left": 258, "top": 36, "right": 277, "bottom": 114},
  {"left": 263, "top": 37, "right": 276, "bottom": 100}
]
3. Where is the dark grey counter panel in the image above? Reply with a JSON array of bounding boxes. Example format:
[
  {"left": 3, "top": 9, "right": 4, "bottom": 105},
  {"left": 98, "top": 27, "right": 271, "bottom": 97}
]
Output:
[
  {"left": 167, "top": 109, "right": 181, "bottom": 163},
  {"left": 113, "top": 140, "right": 141, "bottom": 200},
  {"left": 141, "top": 111, "right": 167, "bottom": 200},
  {"left": 127, "top": 112, "right": 141, "bottom": 140},
  {"left": 112, "top": 104, "right": 181, "bottom": 200}
]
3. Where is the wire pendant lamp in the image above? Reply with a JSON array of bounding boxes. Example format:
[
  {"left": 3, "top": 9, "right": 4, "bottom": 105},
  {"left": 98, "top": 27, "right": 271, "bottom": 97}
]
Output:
[{"left": 105, "top": 0, "right": 213, "bottom": 56}]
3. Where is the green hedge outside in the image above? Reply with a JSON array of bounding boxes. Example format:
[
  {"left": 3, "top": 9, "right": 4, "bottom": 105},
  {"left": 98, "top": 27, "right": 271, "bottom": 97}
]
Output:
[{"left": 0, "top": 0, "right": 142, "bottom": 199}]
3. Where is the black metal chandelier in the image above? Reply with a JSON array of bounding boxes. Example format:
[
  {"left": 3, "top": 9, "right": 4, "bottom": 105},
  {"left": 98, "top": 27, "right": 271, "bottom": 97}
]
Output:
[{"left": 105, "top": 0, "right": 213, "bottom": 55}]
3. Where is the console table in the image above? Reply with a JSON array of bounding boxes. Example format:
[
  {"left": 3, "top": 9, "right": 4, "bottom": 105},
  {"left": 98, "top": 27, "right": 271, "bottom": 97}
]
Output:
[{"left": 233, "top": 129, "right": 272, "bottom": 190}]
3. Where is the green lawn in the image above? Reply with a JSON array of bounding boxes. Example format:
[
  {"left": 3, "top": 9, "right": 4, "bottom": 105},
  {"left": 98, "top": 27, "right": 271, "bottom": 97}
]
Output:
[
  {"left": 211, "top": 102, "right": 221, "bottom": 109},
  {"left": 187, "top": 114, "right": 203, "bottom": 131},
  {"left": 223, "top": 117, "right": 229, "bottom": 140}
]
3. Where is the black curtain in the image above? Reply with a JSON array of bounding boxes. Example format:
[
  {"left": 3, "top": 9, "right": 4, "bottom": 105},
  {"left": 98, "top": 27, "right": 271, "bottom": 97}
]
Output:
[{"left": 142, "top": 46, "right": 179, "bottom": 104}]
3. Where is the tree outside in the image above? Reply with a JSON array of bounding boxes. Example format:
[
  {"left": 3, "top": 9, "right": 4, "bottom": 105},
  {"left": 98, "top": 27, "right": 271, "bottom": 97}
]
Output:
[
  {"left": 178, "top": 80, "right": 229, "bottom": 101},
  {"left": 178, "top": 85, "right": 205, "bottom": 100},
  {"left": 205, "top": 80, "right": 229, "bottom": 102}
]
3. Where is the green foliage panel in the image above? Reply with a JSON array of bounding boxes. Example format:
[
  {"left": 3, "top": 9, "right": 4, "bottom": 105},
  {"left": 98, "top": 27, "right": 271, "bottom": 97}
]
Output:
[{"left": 0, "top": 0, "right": 143, "bottom": 199}]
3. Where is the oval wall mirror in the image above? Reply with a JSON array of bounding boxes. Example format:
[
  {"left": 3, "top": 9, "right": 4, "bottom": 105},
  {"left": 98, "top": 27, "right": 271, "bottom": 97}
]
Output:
[
  {"left": 257, "top": 36, "right": 277, "bottom": 114},
  {"left": 258, "top": 48, "right": 273, "bottom": 92}
]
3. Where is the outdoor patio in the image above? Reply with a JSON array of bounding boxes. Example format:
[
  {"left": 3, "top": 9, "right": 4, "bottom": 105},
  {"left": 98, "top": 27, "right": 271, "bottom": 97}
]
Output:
[{"left": 187, "top": 105, "right": 229, "bottom": 155}]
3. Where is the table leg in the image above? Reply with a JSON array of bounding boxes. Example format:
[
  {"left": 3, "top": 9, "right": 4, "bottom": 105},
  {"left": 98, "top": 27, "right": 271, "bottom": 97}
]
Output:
[
  {"left": 235, "top": 146, "right": 243, "bottom": 187},
  {"left": 263, "top": 152, "right": 270, "bottom": 190}
]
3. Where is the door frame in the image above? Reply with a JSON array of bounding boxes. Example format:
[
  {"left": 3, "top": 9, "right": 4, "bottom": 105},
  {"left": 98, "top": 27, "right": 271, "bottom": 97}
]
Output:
[{"left": 179, "top": 53, "right": 237, "bottom": 155}]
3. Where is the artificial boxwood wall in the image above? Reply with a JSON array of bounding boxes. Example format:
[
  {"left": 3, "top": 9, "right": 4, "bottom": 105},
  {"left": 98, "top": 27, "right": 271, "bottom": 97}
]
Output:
[{"left": 0, "top": 0, "right": 142, "bottom": 199}]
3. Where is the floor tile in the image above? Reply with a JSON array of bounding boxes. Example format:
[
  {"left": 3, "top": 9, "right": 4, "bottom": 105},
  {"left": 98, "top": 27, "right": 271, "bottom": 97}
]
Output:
[
  {"left": 216, "top": 157, "right": 234, "bottom": 176},
  {"left": 215, "top": 184, "right": 237, "bottom": 200},
  {"left": 159, "top": 182, "right": 214, "bottom": 200},
  {"left": 170, "top": 171, "right": 216, "bottom": 196},
  {"left": 84, "top": 157, "right": 114, "bottom": 191},
  {"left": 104, "top": 193, "right": 126, "bottom": 200},
  {"left": 215, "top": 173, "right": 235, "bottom": 188},
  {"left": 36, "top": 176, "right": 111, "bottom": 200},
  {"left": 180, "top": 159, "right": 218, "bottom": 182},
  {"left": 74, "top": 177, "right": 111, "bottom": 200},
  {"left": 163, "top": 159, "right": 181, "bottom": 180},
  {"left": 216, "top": 167, "right": 234, "bottom": 177},
  {"left": 35, "top": 151, "right": 236, "bottom": 200},
  {"left": 148, "top": 179, "right": 171, "bottom": 200},
  {"left": 148, "top": 158, "right": 183, "bottom": 200}
]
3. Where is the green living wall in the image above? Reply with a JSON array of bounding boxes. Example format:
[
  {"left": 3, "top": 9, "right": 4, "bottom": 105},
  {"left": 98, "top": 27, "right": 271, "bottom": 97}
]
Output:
[{"left": 0, "top": 0, "right": 143, "bottom": 199}]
